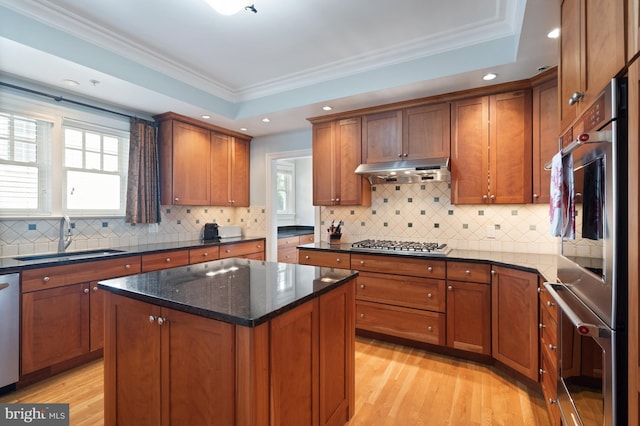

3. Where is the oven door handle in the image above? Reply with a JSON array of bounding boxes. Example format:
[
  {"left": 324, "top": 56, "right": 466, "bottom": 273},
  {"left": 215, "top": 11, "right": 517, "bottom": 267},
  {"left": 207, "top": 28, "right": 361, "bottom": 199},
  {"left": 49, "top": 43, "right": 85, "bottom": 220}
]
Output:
[{"left": 543, "top": 282, "right": 610, "bottom": 338}]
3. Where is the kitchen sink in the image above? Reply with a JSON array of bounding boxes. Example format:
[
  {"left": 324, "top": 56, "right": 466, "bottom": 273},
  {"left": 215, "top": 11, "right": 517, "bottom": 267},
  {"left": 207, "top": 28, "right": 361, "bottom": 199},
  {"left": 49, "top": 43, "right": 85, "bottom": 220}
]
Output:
[{"left": 14, "top": 249, "right": 125, "bottom": 261}]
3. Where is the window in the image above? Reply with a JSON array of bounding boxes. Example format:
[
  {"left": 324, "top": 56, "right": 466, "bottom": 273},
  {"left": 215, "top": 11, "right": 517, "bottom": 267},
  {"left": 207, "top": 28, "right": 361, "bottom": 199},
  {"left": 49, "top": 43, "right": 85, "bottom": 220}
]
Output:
[
  {"left": 62, "top": 120, "right": 129, "bottom": 215},
  {"left": 276, "top": 162, "right": 295, "bottom": 215},
  {"left": 0, "top": 113, "right": 51, "bottom": 213}
]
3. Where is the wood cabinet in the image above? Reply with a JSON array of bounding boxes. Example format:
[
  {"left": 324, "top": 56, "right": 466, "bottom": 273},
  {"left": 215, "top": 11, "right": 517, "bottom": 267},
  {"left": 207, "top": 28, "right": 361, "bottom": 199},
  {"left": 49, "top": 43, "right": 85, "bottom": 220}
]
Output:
[
  {"left": 361, "top": 104, "right": 450, "bottom": 163},
  {"left": 532, "top": 72, "right": 559, "bottom": 204},
  {"left": 629, "top": 0, "right": 640, "bottom": 61},
  {"left": 451, "top": 90, "right": 532, "bottom": 204},
  {"left": 211, "top": 133, "right": 251, "bottom": 207},
  {"left": 158, "top": 119, "right": 211, "bottom": 206},
  {"left": 20, "top": 256, "right": 141, "bottom": 376},
  {"left": 559, "top": 0, "right": 625, "bottom": 132},
  {"left": 219, "top": 239, "right": 265, "bottom": 260},
  {"left": 446, "top": 262, "right": 491, "bottom": 355},
  {"left": 298, "top": 248, "right": 350, "bottom": 268},
  {"left": 491, "top": 265, "right": 539, "bottom": 381},
  {"left": 312, "top": 118, "right": 371, "bottom": 206},
  {"left": 103, "top": 293, "right": 235, "bottom": 426},
  {"left": 539, "top": 284, "right": 561, "bottom": 425},
  {"left": 189, "top": 246, "right": 220, "bottom": 264},
  {"left": 141, "top": 250, "right": 190, "bottom": 272},
  {"left": 277, "top": 234, "right": 313, "bottom": 264}
]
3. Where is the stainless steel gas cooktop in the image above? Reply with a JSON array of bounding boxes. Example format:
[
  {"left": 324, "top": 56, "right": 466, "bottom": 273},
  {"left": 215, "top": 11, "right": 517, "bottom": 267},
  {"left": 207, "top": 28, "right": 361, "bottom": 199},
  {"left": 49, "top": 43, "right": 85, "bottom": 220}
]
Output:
[{"left": 350, "top": 239, "right": 451, "bottom": 256}]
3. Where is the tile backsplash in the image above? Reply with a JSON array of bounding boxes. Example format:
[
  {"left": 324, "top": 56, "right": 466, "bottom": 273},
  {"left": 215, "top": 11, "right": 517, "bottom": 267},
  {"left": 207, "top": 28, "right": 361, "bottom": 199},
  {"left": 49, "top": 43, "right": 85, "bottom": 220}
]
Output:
[
  {"left": 320, "top": 182, "right": 560, "bottom": 255},
  {"left": 0, "top": 206, "right": 267, "bottom": 257}
]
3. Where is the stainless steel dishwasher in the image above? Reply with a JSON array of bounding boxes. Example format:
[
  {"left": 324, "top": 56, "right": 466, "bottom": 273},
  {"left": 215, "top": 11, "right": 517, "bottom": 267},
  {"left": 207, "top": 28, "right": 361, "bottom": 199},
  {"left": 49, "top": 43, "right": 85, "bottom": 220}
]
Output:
[{"left": 0, "top": 273, "right": 19, "bottom": 390}]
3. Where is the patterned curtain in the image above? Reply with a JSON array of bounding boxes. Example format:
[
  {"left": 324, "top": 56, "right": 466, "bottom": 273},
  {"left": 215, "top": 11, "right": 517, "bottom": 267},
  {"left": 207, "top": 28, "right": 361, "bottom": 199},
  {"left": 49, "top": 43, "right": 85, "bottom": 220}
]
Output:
[{"left": 126, "top": 118, "right": 161, "bottom": 224}]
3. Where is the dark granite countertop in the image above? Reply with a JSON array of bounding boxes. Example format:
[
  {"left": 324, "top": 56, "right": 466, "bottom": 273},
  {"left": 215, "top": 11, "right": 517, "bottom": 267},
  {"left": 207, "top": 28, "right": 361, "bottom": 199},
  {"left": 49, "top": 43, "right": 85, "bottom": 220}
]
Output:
[
  {"left": 98, "top": 258, "right": 358, "bottom": 327},
  {"left": 0, "top": 236, "right": 266, "bottom": 273},
  {"left": 277, "top": 225, "right": 314, "bottom": 238},
  {"left": 297, "top": 242, "right": 558, "bottom": 282}
]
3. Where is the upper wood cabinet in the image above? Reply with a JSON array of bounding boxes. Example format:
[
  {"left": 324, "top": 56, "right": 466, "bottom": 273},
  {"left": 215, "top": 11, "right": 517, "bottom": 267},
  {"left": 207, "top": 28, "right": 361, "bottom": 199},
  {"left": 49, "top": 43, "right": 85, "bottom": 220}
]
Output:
[
  {"left": 629, "top": 0, "right": 640, "bottom": 61},
  {"left": 559, "top": 0, "right": 625, "bottom": 132},
  {"left": 158, "top": 119, "right": 211, "bottom": 206},
  {"left": 532, "top": 73, "right": 559, "bottom": 204},
  {"left": 361, "top": 103, "right": 450, "bottom": 163},
  {"left": 451, "top": 90, "right": 532, "bottom": 204},
  {"left": 312, "top": 118, "right": 371, "bottom": 206},
  {"left": 211, "top": 133, "right": 250, "bottom": 207},
  {"left": 155, "top": 112, "right": 252, "bottom": 207}
]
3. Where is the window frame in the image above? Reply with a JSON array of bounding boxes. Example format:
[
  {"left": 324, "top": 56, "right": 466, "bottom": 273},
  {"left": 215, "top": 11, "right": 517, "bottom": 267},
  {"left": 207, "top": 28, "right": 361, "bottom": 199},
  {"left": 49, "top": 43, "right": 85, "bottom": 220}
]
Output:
[{"left": 276, "top": 161, "right": 296, "bottom": 217}]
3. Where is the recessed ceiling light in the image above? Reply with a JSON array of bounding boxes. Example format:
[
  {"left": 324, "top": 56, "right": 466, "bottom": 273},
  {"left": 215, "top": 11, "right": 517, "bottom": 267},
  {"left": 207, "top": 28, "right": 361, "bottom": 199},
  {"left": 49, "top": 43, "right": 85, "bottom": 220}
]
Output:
[
  {"left": 63, "top": 79, "right": 79, "bottom": 86},
  {"left": 322, "top": 106, "right": 333, "bottom": 111},
  {"left": 262, "top": 118, "right": 271, "bottom": 123},
  {"left": 201, "top": 115, "right": 211, "bottom": 119},
  {"left": 240, "top": 127, "right": 248, "bottom": 132},
  {"left": 547, "top": 28, "right": 560, "bottom": 39},
  {"left": 483, "top": 73, "right": 497, "bottom": 81}
]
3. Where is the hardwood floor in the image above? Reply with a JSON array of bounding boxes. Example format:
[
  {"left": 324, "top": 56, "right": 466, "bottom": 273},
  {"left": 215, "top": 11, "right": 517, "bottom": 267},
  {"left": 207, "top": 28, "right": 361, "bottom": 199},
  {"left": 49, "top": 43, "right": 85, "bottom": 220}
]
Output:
[{"left": 0, "top": 337, "right": 550, "bottom": 425}]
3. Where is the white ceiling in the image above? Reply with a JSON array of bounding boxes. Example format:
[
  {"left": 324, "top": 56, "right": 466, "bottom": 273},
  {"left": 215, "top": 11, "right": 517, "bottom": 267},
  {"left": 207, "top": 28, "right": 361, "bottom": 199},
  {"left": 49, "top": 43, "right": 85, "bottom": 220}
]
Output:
[{"left": 0, "top": 0, "right": 559, "bottom": 137}]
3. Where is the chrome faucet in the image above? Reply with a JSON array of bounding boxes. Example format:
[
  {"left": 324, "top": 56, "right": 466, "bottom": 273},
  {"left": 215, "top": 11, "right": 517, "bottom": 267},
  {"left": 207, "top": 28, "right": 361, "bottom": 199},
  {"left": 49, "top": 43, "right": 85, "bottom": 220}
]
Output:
[{"left": 58, "top": 215, "right": 72, "bottom": 252}]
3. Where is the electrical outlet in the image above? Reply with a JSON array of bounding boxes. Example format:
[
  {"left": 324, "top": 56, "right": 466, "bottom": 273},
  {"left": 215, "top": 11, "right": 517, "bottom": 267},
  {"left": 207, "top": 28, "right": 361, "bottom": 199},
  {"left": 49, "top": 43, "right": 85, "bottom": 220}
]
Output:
[
  {"left": 486, "top": 225, "right": 496, "bottom": 239},
  {"left": 148, "top": 223, "right": 159, "bottom": 233}
]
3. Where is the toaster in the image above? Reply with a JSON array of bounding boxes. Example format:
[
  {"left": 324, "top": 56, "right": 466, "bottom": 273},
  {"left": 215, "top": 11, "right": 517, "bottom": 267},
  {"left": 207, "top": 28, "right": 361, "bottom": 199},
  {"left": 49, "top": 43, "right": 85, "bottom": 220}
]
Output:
[
  {"left": 218, "top": 225, "right": 242, "bottom": 239},
  {"left": 203, "top": 223, "right": 219, "bottom": 240}
]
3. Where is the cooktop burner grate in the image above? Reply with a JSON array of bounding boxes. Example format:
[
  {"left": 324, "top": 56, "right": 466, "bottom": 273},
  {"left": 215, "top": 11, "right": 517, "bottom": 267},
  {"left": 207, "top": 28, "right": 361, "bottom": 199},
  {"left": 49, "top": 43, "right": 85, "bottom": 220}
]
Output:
[{"left": 350, "top": 239, "right": 451, "bottom": 256}]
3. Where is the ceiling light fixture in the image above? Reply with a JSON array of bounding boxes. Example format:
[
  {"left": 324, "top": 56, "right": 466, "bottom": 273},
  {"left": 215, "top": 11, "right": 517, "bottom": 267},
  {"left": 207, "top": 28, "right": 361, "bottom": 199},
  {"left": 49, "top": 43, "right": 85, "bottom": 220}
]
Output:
[
  {"left": 240, "top": 127, "right": 248, "bottom": 132},
  {"left": 483, "top": 73, "right": 497, "bottom": 81},
  {"left": 322, "top": 106, "right": 333, "bottom": 111},
  {"left": 204, "top": 0, "right": 257, "bottom": 15},
  {"left": 201, "top": 114, "right": 211, "bottom": 119},
  {"left": 262, "top": 118, "right": 271, "bottom": 123},
  {"left": 547, "top": 28, "right": 560, "bottom": 39}
]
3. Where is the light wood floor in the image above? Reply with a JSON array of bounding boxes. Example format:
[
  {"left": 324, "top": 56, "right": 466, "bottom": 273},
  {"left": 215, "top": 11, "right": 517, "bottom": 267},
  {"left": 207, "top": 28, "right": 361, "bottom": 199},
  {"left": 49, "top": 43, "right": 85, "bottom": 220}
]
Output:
[{"left": 1, "top": 336, "right": 550, "bottom": 426}]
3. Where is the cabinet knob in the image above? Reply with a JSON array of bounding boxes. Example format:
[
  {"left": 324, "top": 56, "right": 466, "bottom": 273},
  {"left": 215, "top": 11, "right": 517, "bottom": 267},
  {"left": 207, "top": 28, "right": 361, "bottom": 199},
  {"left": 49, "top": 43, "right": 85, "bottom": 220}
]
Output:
[
  {"left": 165, "top": 258, "right": 171, "bottom": 263},
  {"left": 403, "top": 153, "right": 408, "bottom": 158},
  {"left": 335, "top": 198, "right": 340, "bottom": 202},
  {"left": 539, "top": 323, "right": 546, "bottom": 329},
  {"left": 149, "top": 315, "right": 156, "bottom": 323},
  {"left": 157, "top": 317, "right": 165, "bottom": 325},
  {"left": 427, "top": 325, "right": 433, "bottom": 331},
  {"left": 202, "top": 252, "right": 209, "bottom": 257},
  {"left": 226, "top": 249, "right": 231, "bottom": 253},
  {"left": 548, "top": 344, "right": 557, "bottom": 351},
  {"left": 491, "top": 270, "right": 496, "bottom": 275},
  {"left": 447, "top": 286, "right": 453, "bottom": 291},
  {"left": 83, "top": 288, "right": 90, "bottom": 294},
  {"left": 482, "top": 195, "right": 488, "bottom": 200},
  {"left": 125, "top": 264, "right": 131, "bottom": 269},
  {"left": 360, "top": 260, "right": 365, "bottom": 265},
  {"left": 174, "top": 197, "right": 179, "bottom": 202},
  {"left": 92, "top": 286, "right": 98, "bottom": 292},
  {"left": 397, "top": 153, "right": 402, "bottom": 158},
  {"left": 360, "top": 284, "right": 365, "bottom": 289},
  {"left": 336, "top": 258, "right": 341, "bottom": 263},
  {"left": 427, "top": 293, "right": 433, "bottom": 298},
  {"left": 465, "top": 270, "right": 470, "bottom": 275},
  {"left": 539, "top": 368, "right": 546, "bottom": 375},
  {"left": 549, "top": 398, "right": 557, "bottom": 405},
  {"left": 537, "top": 287, "right": 543, "bottom": 294},
  {"left": 547, "top": 301, "right": 555, "bottom": 307},
  {"left": 305, "top": 255, "right": 310, "bottom": 260},
  {"left": 490, "top": 195, "right": 495, "bottom": 201},
  {"left": 257, "top": 245, "right": 262, "bottom": 249},
  {"left": 427, "top": 266, "right": 433, "bottom": 272},
  {"left": 533, "top": 193, "right": 539, "bottom": 199},
  {"left": 43, "top": 276, "right": 50, "bottom": 282},
  {"left": 568, "top": 91, "right": 584, "bottom": 105},
  {"left": 360, "top": 313, "right": 365, "bottom": 318}
]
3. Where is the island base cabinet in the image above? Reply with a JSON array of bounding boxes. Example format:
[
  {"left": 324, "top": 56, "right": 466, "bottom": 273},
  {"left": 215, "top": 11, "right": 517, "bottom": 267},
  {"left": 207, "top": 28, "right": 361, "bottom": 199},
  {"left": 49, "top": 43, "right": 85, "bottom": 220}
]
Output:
[{"left": 104, "top": 293, "right": 235, "bottom": 426}]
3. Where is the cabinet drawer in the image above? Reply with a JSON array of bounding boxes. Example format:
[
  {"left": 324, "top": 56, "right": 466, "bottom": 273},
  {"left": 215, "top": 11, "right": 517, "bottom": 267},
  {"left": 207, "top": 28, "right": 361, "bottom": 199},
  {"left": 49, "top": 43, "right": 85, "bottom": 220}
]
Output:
[
  {"left": 447, "top": 262, "right": 491, "bottom": 283},
  {"left": 189, "top": 246, "right": 220, "bottom": 264},
  {"left": 356, "top": 301, "right": 445, "bottom": 346},
  {"left": 298, "top": 249, "right": 350, "bottom": 268},
  {"left": 298, "top": 234, "right": 314, "bottom": 244},
  {"left": 540, "top": 303, "right": 558, "bottom": 347},
  {"left": 356, "top": 272, "right": 445, "bottom": 313},
  {"left": 351, "top": 254, "right": 445, "bottom": 279},
  {"left": 539, "top": 285, "right": 559, "bottom": 323},
  {"left": 540, "top": 348, "right": 558, "bottom": 400},
  {"left": 22, "top": 256, "right": 142, "bottom": 293},
  {"left": 141, "top": 250, "right": 190, "bottom": 272},
  {"left": 219, "top": 240, "right": 265, "bottom": 259},
  {"left": 278, "top": 246, "right": 298, "bottom": 263},
  {"left": 277, "top": 236, "right": 299, "bottom": 248}
]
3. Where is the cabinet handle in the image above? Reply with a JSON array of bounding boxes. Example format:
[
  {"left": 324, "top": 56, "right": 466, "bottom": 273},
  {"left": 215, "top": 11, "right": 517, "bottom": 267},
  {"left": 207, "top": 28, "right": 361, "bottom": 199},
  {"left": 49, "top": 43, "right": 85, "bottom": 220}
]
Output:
[
  {"left": 546, "top": 301, "right": 555, "bottom": 307},
  {"left": 305, "top": 255, "right": 310, "bottom": 260},
  {"left": 427, "top": 266, "right": 433, "bottom": 272},
  {"left": 491, "top": 270, "right": 496, "bottom": 275},
  {"left": 447, "top": 286, "right": 453, "bottom": 291},
  {"left": 549, "top": 398, "right": 557, "bottom": 405},
  {"left": 226, "top": 249, "right": 231, "bottom": 253},
  {"left": 537, "top": 287, "right": 543, "bottom": 294},
  {"left": 548, "top": 344, "right": 557, "bottom": 351},
  {"left": 465, "top": 270, "right": 470, "bottom": 275},
  {"left": 397, "top": 153, "right": 402, "bottom": 158},
  {"left": 360, "top": 313, "right": 365, "bottom": 318},
  {"left": 490, "top": 195, "right": 495, "bottom": 201},
  {"left": 568, "top": 91, "right": 584, "bottom": 105},
  {"left": 539, "top": 323, "right": 546, "bottom": 329},
  {"left": 360, "top": 284, "right": 365, "bottom": 289},
  {"left": 402, "top": 153, "right": 408, "bottom": 158},
  {"left": 174, "top": 197, "right": 179, "bottom": 202},
  {"left": 92, "top": 286, "right": 98, "bottom": 292},
  {"left": 157, "top": 317, "right": 165, "bottom": 326},
  {"left": 360, "top": 260, "right": 365, "bottom": 265},
  {"left": 335, "top": 198, "right": 340, "bottom": 202},
  {"left": 125, "top": 264, "right": 131, "bottom": 269},
  {"left": 539, "top": 368, "right": 546, "bottom": 375},
  {"left": 83, "top": 288, "right": 90, "bottom": 294},
  {"left": 149, "top": 315, "right": 156, "bottom": 323},
  {"left": 533, "top": 193, "right": 539, "bottom": 199},
  {"left": 427, "top": 325, "right": 433, "bottom": 331},
  {"left": 427, "top": 293, "right": 433, "bottom": 298},
  {"left": 336, "top": 258, "right": 341, "bottom": 263},
  {"left": 482, "top": 195, "right": 488, "bottom": 200},
  {"left": 43, "top": 276, "right": 50, "bottom": 282},
  {"left": 165, "top": 258, "right": 171, "bottom": 263},
  {"left": 257, "top": 245, "right": 262, "bottom": 249}
]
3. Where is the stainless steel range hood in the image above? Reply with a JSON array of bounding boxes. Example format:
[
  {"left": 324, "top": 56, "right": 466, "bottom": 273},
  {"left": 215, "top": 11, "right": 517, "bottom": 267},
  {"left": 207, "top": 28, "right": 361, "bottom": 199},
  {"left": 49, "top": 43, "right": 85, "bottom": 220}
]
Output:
[{"left": 354, "top": 157, "right": 450, "bottom": 184}]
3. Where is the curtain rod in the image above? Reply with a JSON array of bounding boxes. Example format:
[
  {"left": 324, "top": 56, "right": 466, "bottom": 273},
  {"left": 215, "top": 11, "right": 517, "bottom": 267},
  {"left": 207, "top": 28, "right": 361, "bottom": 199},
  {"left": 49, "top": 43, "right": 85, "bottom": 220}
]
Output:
[{"left": 0, "top": 81, "right": 136, "bottom": 120}]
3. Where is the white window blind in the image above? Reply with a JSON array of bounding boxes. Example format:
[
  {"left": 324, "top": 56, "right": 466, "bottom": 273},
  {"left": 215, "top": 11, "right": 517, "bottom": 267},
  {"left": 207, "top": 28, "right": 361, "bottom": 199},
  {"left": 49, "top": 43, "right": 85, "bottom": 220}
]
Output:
[
  {"left": 0, "top": 113, "right": 51, "bottom": 213},
  {"left": 276, "top": 162, "right": 295, "bottom": 215}
]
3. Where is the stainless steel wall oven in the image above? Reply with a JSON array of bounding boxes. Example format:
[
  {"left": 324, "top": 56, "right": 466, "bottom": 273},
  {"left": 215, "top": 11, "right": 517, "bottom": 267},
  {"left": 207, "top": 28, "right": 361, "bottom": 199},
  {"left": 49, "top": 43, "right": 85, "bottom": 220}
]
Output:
[{"left": 546, "top": 78, "right": 627, "bottom": 426}]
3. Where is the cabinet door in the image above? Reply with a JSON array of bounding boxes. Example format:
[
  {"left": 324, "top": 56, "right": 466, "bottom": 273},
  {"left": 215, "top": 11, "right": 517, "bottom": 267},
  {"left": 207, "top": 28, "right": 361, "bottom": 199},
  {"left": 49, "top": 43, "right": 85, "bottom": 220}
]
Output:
[
  {"left": 313, "top": 122, "right": 336, "bottom": 206},
  {"left": 89, "top": 282, "right": 104, "bottom": 352},
  {"left": 489, "top": 91, "right": 532, "bottom": 204},
  {"left": 559, "top": 0, "right": 581, "bottom": 131},
  {"left": 403, "top": 103, "right": 451, "bottom": 160},
  {"left": 446, "top": 281, "right": 491, "bottom": 355},
  {"left": 491, "top": 266, "right": 539, "bottom": 381},
  {"left": 170, "top": 121, "right": 211, "bottom": 205},
  {"left": 451, "top": 96, "right": 489, "bottom": 204},
  {"left": 336, "top": 117, "right": 368, "bottom": 206},
  {"left": 21, "top": 283, "right": 90, "bottom": 374},
  {"left": 362, "top": 110, "right": 403, "bottom": 163},
  {"left": 532, "top": 78, "right": 559, "bottom": 204},
  {"left": 629, "top": 0, "right": 640, "bottom": 61},
  {"left": 104, "top": 293, "right": 161, "bottom": 426},
  {"left": 162, "top": 308, "right": 235, "bottom": 426},
  {"left": 270, "top": 299, "right": 319, "bottom": 426},
  {"left": 211, "top": 133, "right": 232, "bottom": 206},
  {"left": 230, "top": 138, "right": 250, "bottom": 206}
]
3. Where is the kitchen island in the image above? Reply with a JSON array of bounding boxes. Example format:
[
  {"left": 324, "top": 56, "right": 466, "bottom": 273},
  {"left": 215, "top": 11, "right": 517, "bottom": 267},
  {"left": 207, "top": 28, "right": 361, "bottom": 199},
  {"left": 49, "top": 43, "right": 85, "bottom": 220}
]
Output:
[{"left": 98, "top": 258, "right": 357, "bottom": 426}]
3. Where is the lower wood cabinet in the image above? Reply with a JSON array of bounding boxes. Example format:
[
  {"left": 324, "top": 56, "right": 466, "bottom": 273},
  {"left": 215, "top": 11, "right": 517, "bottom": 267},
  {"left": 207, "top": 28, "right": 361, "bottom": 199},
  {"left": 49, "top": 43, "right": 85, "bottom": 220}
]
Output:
[
  {"left": 491, "top": 265, "right": 539, "bottom": 381},
  {"left": 141, "top": 250, "right": 190, "bottom": 272},
  {"left": 220, "top": 239, "right": 265, "bottom": 260},
  {"left": 299, "top": 249, "right": 350, "bottom": 268},
  {"left": 539, "top": 283, "right": 561, "bottom": 425},
  {"left": 446, "top": 280, "right": 491, "bottom": 355}
]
